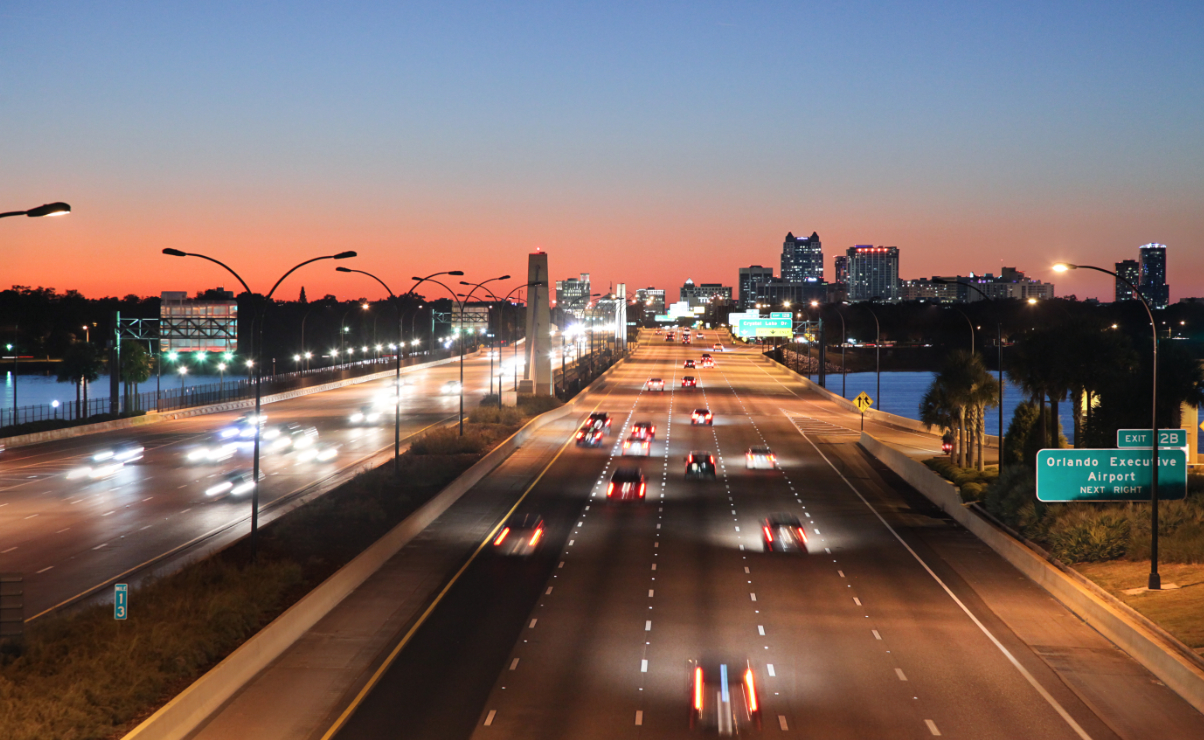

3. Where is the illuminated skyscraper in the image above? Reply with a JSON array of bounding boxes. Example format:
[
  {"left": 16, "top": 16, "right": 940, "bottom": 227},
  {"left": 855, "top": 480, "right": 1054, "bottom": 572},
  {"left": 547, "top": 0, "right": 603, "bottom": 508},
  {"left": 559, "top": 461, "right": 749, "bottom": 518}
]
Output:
[
  {"left": 781, "top": 232, "right": 823, "bottom": 282},
  {"left": 1138, "top": 244, "right": 1169, "bottom": 309},
  {"left": 846, "top": 246, "right": 900, "bottom": 302}
]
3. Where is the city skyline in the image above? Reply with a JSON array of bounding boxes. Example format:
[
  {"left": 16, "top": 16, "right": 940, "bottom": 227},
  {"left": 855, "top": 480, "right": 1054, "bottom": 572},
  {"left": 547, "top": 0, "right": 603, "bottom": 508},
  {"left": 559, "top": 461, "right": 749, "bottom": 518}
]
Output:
[{"left": 4, "top": 2, "right": 1203, "bottom": 301}]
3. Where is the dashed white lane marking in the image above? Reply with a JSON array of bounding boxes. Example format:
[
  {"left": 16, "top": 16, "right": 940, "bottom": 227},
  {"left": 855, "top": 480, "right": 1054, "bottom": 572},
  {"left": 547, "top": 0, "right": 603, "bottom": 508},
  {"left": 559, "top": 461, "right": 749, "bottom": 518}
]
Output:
[
  {"left": 853, "top": 597, "right": 862, "bottom": 606},
  {"left": 92, "top": 543, "right": 107, "bottom": 550},
  {"left": 36, "top": 566, "right": 53, "bottom": 573},
  {"left": 651, "top": 563, "right": 656, "bottom": 571},
  {"left": 758, "top": 625, "right": 765, "bottom": 636},
  {"left": 528, "top": 619, "right": 537, "bottom": 629},
  {"left": 750, "top": 593, "right": 757, "bottom": 602},
  {"left": 767, "top": 664, "right": 776, "bottom": 677},
  {"left": 926, "top": 719, "right": 942, "bottom": 735},
  {"left": 0, "top": 547, "right": 16, "bottom": 554},
  {"left": 24, "top": 514, "right": 38, "bottom": 519},
  {"left": 645, "top": 620, "right": 652, "bottom": 631},
  {"left": 484, "top": 709, "right": 496, "bottom": 726},
  {"left": 545, "top": 587, "right": 553, "bottom": 595},
  {"left": 558, "top": 561, "right": 564, "bottom": 568},
  {"left": 838, "top": 570, "right": 845, "bottom": 577},
  {"left": 648, "top": 589, "right": 654, "bottom": 597},
  {"left": 896, "top": 668, "right": 908, "bottom": 681},
  {"left": 509, "top": 658, "right": 519, "bottom": 670},
  {"left": 101, "top": 510, "right": 114, "bottom": 517},
  {"left": 640, "top": 659, "right": 648, "bottom": 673},
  {"left": 873, "top": 629, "right": 883, "bottom": 640},
  {"left": 778, "top": 715, "right": 789, "bottom": 731},
  {"left": 744, "top": 566, "right": 750, "bottom": 573},
  {"left": 568, "top": 540, "right": 574, "bottom": 546},
  {"left": 635, "top": 710, "right": 644, "bottom": 725}
]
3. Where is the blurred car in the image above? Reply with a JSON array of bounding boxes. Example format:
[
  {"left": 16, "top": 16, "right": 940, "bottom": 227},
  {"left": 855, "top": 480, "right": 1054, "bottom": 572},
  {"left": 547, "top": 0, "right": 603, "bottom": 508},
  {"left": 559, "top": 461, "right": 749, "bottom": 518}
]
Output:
[
  {"left": 746, "top": 446, "right": 777, "bottom": 469},
  {"left": 293, "top": 442, "right": 340, "bottom": 464},
  {"left": 587, "top": 412, "right": 612, "bottom": 433},
  {"left": 607, "top": 467, "right": 646, "bottom": 500},
  {"left": 684, "top": 451, "right": 716, "bottom": 480},
  {"left": 349, "top": 405, "right": 384, "bottom": 424},
  {"left": 688, "top": 659, "right": 761, "bottom": 734},
  {"left": 763, "top": 513, "right": 808, "bottom": 553},
  {"left": 700, "top": 353, "right": 714, "bottom": 368},
  {"left": 691, "top": 408, "right": 713, "bottom": 426},
  {"left": 712, "top": 343, "right": 724, "bottom": 352},
  {"left": 681, "top": 376, "right": 697, "bottom": 388},
  {"left": 631, "top": 421, "right": 656, "bottom": 439},
  {"left": 645, "top": 378, "right": 665, "bottom": 392},
  {"left": 441, "top": 380, "right": 462, "bottom": 395},
  {"left": 492, "top": 513, "right": 545, "bottom": 556},
  {"left": 575, "top": 423, "right": 605, "bottom": 447},
  {"left": 665, "top": 334, "right": 675, "bottom": 342},
  {"left": 220, "top": 413, "right": 266, "bottom": 439},
  {"left": 93, "top": 443, "right": 144, "bottom": 464},
  {"left": 205, "top": 470, "right": 260, "bottom": 499},
  {"left": 67, "top": 460, "right": 127, "bottom": 480},
  {"left": 185, "top": 441, "right": 239, "bottom": 464},
  {"left": 268, "top": 423, "right": 318, "bottom": 453},
  {"left": 622, "top": 435, "right": 651, "bottom": 456},
  {"left": 683, "top": 359, "right": 696, "bottom": 368}
]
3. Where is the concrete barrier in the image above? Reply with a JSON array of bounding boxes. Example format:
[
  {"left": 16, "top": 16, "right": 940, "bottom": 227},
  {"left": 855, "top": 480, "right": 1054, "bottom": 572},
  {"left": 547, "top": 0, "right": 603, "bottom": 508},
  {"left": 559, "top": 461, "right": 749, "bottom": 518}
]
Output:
[
  {"left": 858, "top": 431, "right": 1204, "bottom": 716},
  {"left": 120, "top": 390, "right": 582, "bottom": 740},
  {"left": 1, "top": 354, "right": 465, "bottom": 450}
]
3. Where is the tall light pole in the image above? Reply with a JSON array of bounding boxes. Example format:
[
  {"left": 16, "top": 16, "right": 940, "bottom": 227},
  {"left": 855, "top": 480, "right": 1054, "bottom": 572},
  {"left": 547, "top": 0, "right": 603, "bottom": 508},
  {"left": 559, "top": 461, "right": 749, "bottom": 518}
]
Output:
[
  {"left": 0, "top": 202, "right": 71, "bottom": 219},
  {"left": 162, "top": 247, "right": 356, "bottom": 560},
  {"left": 863, "top": 305, "right": 881, "bottom": 406},
  {"left": 1055, "top": 262, "right": 1164, "bottom": 590},
  {"left": 455, "top": 276, "right": 511, "bottom": 433}
]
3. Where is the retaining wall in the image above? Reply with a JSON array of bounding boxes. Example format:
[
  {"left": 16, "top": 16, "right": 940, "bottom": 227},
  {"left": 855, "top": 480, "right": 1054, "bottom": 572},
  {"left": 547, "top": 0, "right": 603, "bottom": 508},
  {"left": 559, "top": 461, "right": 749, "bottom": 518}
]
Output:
[{"left": 858, "top": 431, "right": 1204, "bottom": 716}]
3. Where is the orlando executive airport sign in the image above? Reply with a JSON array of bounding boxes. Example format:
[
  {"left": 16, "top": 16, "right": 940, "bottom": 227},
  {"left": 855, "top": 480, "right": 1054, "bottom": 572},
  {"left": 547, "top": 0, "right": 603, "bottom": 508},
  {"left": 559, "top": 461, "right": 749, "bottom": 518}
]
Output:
[{"left": 1036, "top": 440, "right": 1188, "bottom": 503}]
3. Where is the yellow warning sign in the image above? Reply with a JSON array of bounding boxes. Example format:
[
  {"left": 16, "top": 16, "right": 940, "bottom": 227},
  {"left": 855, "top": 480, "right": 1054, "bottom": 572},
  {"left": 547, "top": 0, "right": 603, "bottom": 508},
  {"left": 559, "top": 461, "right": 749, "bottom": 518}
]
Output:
[{"left": 854, "top": 392, "right": 874, "bottom": 413}]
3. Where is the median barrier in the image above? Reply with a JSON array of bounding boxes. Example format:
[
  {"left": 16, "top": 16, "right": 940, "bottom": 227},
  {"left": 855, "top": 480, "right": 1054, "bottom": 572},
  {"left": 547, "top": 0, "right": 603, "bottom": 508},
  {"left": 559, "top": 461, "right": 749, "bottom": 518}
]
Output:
[
  {"left": 120, "top": 389, "right": 583, "bottom": 740},
  {"left": 1, "top": 354, "right": 466, "bottom": 450},
  {"left": 858, "top": 431, "right": 1204, "bottom": 716}
]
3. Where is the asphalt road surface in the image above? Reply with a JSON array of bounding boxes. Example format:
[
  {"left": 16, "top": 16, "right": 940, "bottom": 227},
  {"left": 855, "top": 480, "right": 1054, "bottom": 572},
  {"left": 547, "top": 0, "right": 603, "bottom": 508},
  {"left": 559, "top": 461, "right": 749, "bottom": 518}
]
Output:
[
  {"left": 333, "top": 335, "right": 1204, "bottom": 740},
  {"left": 0, "top": 352, "right": 503, "bottom": 618}
]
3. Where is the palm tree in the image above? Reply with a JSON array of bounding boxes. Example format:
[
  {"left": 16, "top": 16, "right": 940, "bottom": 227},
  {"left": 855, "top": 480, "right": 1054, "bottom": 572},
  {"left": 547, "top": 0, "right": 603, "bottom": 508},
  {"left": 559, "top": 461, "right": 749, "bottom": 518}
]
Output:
[
  {"left": 920, "top": 379, "right": 958, "bottom": 461},
  {"left": 920, "top": 351, "right": 998, "bottom": 469},
  {"left": 56, "top": 343, "right": 103, "bottom": 419}
]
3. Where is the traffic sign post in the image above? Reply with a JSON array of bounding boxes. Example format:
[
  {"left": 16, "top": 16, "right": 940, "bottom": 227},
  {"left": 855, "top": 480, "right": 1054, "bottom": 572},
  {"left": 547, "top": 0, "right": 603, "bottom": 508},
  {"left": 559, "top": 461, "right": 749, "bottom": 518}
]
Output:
[
  {"left": 1036, "top": 449, "right": 1188, "bottom": 502},
  {"left": 853, "top": 392, "right": 873, "bottom": 430},
  {"left": 114, "top": 583, "right": 128, "bottom": 621}
]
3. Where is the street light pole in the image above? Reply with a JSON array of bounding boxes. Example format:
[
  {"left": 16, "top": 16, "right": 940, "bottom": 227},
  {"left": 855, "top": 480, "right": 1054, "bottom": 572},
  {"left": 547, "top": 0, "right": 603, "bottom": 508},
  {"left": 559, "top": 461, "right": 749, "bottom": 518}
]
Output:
[
  {"left": 1055, "top": 262, "right": 1163, "bottom": 590},
  {"left": 457, "top": 276, "right": 512, "bottom": 433},
  {"left": 864, "top": 306, "right": 881, "bottom": 406},
  {"left": 162, "top": 247, "right": 357, "bottom": 560}
]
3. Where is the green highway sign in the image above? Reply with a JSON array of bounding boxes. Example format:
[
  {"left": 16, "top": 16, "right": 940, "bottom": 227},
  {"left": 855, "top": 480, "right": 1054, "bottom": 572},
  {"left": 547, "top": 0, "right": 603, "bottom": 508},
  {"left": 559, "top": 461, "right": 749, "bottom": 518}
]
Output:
[
  {"left": 114, "top": 583, "right": 128, "bottom": 621},
  {"left": 1117, "top": 429, "right": 1187, "bottom": 449},
  {"left": 1036, "top": 449, "right": 1188, "bottom": 502}
]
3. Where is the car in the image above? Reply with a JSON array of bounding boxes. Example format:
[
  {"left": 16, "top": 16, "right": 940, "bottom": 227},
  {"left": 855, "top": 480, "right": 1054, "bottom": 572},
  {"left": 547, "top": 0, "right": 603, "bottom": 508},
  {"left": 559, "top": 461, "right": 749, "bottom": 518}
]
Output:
[
  {"left": 683, "top": 359, "right": 696, "bottom": 368},
  {"left": 695, "top": 332, "right": 705, "bottom": 338},
  {"left": 293, "top": 442, "right": 340, "bottom": 464},
  {"left": 93, "top": 443, "right": 144, "bottom": 464},
  {"left": 712, "top": 343, "right": 723, "bottom": 352},
  {"left": 348, "top": 404, "right": 383, "bottom": 424},
  {"left": 665, "top": 334, "right": 675, "bottom": 343},
  {"left": 681, "top": 376, "right": 697, "bottom": 388},
  {"left": 684, "top": 451, "right": 716, "bottom": 480},
  {"left": 645, "top": 378, "right": 665, "bottom": 392},
  {"left": 763, "top": 513, "right": 808, "bottom": 552},
  {"left": 587, "top": 412, "right": 612, "bottom": 433},
  {"left": 691, "top": 408, "right": 713, "bottom": 425},
  {"left": 441, "top": 380, "right": 462, "bottom": 395},
  {"left": 205, "top": 470, "right": 260, "bottom": 499},
  {"left": 701, "top": 358, "right": 714, "bottom": 368},
  {"left": 688, "top": 659, "right": 761, "bottom": 733},
  {"left": 622, "top": 435, "right": 651, "bottom": 456},
  {"left": 220, "top": 413, "right": 266, "bottom": 439},
  {"left": 575, "top": 423, "right": 605, "bottom": 447},
  {"left": 185, "top": 441, "right": 239, "bottom": 464},
  {"left": 655, "top": 329, "right": 663, "bottom": 335},
  {"left": 268, "top": 423, "right": 318, "bottom": 452},
  {"left": 631, "top": 422, "right": 656, "bottom": 439},
  {"left": 746, "top": 446, "right": 777, "bottom": 469},
  {"left": 607, "top": 467, "right": 646, "bottom": 500},
  {"left": 492, "top": 513, "right": 545, "bottom": 556}
]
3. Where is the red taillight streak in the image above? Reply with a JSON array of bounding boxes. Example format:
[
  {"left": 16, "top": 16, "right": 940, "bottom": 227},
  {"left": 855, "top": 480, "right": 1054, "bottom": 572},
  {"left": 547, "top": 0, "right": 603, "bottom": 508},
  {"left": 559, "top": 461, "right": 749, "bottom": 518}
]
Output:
[
  {"left": 576, "top": 432, "right": 584, "bottom": 439},
  {"left": 693, "top": 667, "right": 704, "bottom": 711},
  {"left": 528, "top": 528, "right": 543, "bottom": 547},
  {"left": 798, "top": 527, "right": 807, "bottom": 542},
  {"left": 744, "top": 668, "right": 758, "bottom": 712},
  {"left": 493, "top": 527, "right": 510, "bottom": 546},
  {"left": 639, "top": 482, "right": 646, "bottom": 497},
  {"left": 763, "top": 526, "right": 773, "bottom": 542},
  {"left": 607, "top": 482, "right": 614, "bottom": 497}
]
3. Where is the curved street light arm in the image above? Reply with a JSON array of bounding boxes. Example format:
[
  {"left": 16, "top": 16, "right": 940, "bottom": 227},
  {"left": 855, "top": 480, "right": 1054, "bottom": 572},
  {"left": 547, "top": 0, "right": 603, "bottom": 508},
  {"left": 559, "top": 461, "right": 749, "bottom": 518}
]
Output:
[
  {"left": 267, "top": 252, "right": 355, "bottom": 301},
  {"left": 162, "top": 249, "right": 253, "bottom": 296}
]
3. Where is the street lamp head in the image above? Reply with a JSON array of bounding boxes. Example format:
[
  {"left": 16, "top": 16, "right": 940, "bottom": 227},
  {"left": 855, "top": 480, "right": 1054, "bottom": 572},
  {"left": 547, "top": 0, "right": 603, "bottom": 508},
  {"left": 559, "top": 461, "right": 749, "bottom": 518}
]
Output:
[
  {"left": 27, "top": 202, "right": 71, "bottom": 218},
  {"left": 162, "top": 248, "right": 187, "bottom": 257},
  {"left": 336, "top": 266, "right": 352, "bottom": 273},
  {"left": 178, "top": 366, "right": 188, "bottom": 375},
  {"left": 1027, "top": 298, "right": 1038, "bottom": 305},
  {"left": 167, "top": 352, "right": 179, "bottom": 361},
  {"left": 333, "top": 251, "right": 357, "bottom": 260},
  {"left": 218, "top": 363, "right": 226, "bottom": 371},
  {"left": 361, "top": 303, "right": 369, "bottom": 309},
  {"left": 810, "top": 301, "right": 819, "bottom": 307},
  {"left": 293, "top": 354, "right": 301, "bottom": 361},
  {"left": 1052, "top": 263, "right": 1075, "bottom": 272},
  {"left": 304, "top": 352, "right": 312, "bottom": 358},
  {"left": 499, "top": 274, "right": 511, "bottom": 280},
  {"left": 245, "top": 359, "right": 254, "bottom": 367},
  {"left": 448, "top": 271, "right": 465, "bottom": 276}
]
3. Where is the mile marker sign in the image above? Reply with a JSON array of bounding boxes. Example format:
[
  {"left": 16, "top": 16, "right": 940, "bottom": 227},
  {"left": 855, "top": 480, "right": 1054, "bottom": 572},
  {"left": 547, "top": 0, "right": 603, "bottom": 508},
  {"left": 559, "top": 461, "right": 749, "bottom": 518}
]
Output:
[{"left": 1036, "top": 448, "right": 1187, "bottom": 502}]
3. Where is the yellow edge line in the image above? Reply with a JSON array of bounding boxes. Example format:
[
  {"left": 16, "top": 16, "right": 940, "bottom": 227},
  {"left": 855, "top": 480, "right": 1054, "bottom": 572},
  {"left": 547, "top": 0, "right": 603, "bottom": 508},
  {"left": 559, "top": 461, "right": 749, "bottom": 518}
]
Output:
[
  {"left": 319, "top": 394, "right": 613, "bottom": 740},
  {"left": 26, "top": 416, "right": 452, "bottom": 622}
]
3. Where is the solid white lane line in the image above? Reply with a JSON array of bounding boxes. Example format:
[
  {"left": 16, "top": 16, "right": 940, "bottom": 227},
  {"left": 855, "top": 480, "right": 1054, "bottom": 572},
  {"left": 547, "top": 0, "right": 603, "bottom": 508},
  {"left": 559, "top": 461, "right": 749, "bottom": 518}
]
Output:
[
  {"left": 805, "top": 437, "right": 1096, "bottom": 740},
  {"left": 778, "top": 715, "right": 789, "bottom": 731},
  {"left": 635, "top": 710, "right": 644, "bottom": 725},
  {"left": 767, "top": 664, "right": 775, "bottom": 676},
  {"left": 528, "top": 619, "right": 537, "bottom": 629},
  {"left": 896, "top": 668, "right": 908, "bottom": 681},
  {"left": 926, "top": 719, "right": 941, "bottom": 735},
  {"left": 758, "top": 625, "right": 765, "bottom": 636},
  {"left": 641, "top": 659, "right": 648, "bottom": 673},
  {"left": 484, "top": 710, "right": 496, "bottom": 726},
  {"left": 510, "top": 658, "right": 519, "bottom": 670}
]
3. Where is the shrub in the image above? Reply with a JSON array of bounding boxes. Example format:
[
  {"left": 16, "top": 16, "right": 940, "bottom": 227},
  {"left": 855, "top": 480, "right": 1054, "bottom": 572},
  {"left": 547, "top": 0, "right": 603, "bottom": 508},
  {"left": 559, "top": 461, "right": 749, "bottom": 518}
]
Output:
[
  {"left": 982, "top": 464, "right": 1037, "bottom": 530},
  {"left": 517, "top": 394, "right": 563, "bottom": 415},
  {"left": 1046, "top": 508, "right": 1130, "bottom": 563},
  {"left": 409, "top": 426, "right": 492, "bottom": 455},
  {"left": 469, "top": 404, "right": 525, "bottom": 426}
]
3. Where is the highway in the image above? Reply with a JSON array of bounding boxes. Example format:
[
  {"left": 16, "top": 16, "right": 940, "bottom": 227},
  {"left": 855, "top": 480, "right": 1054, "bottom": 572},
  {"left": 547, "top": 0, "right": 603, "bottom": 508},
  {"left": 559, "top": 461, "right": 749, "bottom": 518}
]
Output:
[
  {"left": 0, "top": 352, "right": 502, "bottom": 619},
  {"left": 331, "top": 336, "right": 1204, "bottom": 740}
]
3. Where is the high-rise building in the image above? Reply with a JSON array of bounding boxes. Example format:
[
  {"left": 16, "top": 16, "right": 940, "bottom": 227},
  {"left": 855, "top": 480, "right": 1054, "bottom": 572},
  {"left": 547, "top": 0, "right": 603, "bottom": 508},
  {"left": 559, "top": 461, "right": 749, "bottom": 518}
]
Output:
[
  {"left": 555, "top": 273, "right": 591, "bottom": 318},
  {"left": 635, "top": 287, "right": 666, "bottom": 315},
  {"left": 679, "top": 279, "right": 733, "bottom": 309},
  {"left": 833, "top": 255, "right": 849, "bottom": 284},
  {"left": 781, "top": 232, "right": 823, "bottom": 283},
  {"left": 846, "top": 246, "right": 900, "bottom": 302},
  {"left": 1115, "top": 259, "right": 1140, "bottom": 302},
  {"left": 737, "top": 266, "right": 774, "bottom": 309},
  {"left": 1138, "top": 244, "right": 1169, "bottom": 309}
]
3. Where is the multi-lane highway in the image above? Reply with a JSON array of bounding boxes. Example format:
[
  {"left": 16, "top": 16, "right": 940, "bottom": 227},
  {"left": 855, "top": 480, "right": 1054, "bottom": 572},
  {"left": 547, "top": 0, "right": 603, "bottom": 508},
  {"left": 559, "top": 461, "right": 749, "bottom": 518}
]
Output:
[
  {"left": 0, "top": 353, "right": 500, "bottom": 618},
  {"left": 331, "top": 335, "right": 1204, "bottom": 740}
]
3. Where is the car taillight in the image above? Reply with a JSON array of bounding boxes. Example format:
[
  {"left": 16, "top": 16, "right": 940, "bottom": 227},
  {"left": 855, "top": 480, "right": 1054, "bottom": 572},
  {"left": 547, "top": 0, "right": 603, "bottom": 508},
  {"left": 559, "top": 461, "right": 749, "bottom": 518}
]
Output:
[
  {"left": 744, "top": 668, "right": 759, "bottom": 714},
  {"left": 798, "top": 527, "right": 807, "bottom": 542},
  {"left": 493, "top": 527, "right": 510, "bottom": 546},
  {"left": 769, "top": 454, "right": 776, "bottom": 461},
  {"left": 639, "top": 482, "right": 646, "bottom": 497},
  {"left": 693, "top": 667, "right": 704, "bottom": 711},
  {"left": 607, "top": 482, "right": 614, "bottom": 497},
  {"left": 576, "top": 431, "right": 584, "bottom": 439},
  {"left": 763, "top": 526, "right": 773, "bottom": 542},
  {"left": 529, "top": 528, "right": 543, "bottom": 547}
]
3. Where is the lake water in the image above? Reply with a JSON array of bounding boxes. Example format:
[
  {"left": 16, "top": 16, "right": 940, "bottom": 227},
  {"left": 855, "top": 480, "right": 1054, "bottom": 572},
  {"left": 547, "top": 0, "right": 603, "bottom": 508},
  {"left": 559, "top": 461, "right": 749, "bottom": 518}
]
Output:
[{"left": 3, "top": 370, "right": 247, "bottom": 407}]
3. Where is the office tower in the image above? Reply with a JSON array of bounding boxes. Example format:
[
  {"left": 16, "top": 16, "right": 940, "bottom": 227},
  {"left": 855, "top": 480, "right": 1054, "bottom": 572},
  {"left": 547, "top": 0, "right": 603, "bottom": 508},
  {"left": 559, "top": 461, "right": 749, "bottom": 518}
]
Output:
[
  {"left": 781, "top": 232, "right": 823, "bottom": 282},
  {"left": 679, "top": 279, "right": 733, "bottom": 309},
  {"left": 1138, "top": 244, "right": 1169, "bottom": 309},
  {"left": 635, "top": 287, "right": 666, "bottom": 315},
  {"left": 833, "top": 255, "right": 848, "bottom": 284},
  {"left": 846, "top": 246, "right": 900, "bottom": 302},
  {"left": 1115, "top": 259, "right": 1140, "bottom": 302},
  {"left": 555, "top": 273, "right": 591, "bottom": 318},
  {"left": 738, "top": 266, "right": 774, "bottom": 308}
]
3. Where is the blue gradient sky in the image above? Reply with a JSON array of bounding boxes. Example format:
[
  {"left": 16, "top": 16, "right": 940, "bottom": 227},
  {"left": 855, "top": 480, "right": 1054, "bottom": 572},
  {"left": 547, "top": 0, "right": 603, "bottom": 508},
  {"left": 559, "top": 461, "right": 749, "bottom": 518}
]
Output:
[{"left": 4, "top": 1, "right": 1202, "bottom": 302}]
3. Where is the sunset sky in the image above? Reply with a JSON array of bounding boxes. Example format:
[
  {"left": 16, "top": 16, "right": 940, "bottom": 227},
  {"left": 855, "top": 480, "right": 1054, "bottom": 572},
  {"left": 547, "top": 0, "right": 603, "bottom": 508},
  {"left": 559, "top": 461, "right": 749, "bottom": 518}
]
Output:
[{"left": 4, "top": 1, "right": 1202, "bottom": 303}]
